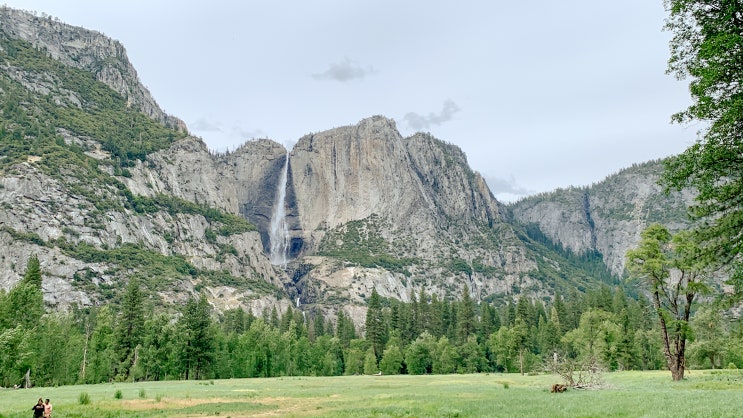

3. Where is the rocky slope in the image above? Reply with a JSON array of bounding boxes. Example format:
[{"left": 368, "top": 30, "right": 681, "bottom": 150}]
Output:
[
  {"left": 509, "top": 161, "right": 696, "bottom": 276},
  {"left": 0, "top": 7, "right": 696, "bottom": 326},
  {"left": 0, "top": 6, "right": 186, "bottom": 132}
]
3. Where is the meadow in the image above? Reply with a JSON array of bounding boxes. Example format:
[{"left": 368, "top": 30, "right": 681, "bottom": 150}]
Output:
[{"left": 1, "top": 370, "right": 741, "bottom": 417}]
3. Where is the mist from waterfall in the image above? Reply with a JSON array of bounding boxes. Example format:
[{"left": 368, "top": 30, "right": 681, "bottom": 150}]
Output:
[{"left": 269, "top": 151, "right": 290, "bottom": 267}]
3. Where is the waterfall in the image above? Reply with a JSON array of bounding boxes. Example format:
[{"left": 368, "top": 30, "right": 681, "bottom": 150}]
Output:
[{"left": 269, "top": 151, "right": 290, "bottom": 267}]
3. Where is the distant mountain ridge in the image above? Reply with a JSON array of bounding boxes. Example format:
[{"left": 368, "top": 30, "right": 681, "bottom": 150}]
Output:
[
  {"left": 508, "top": 161, "right": 695, "bottom": 276},
  {"left": 0, "top": 7, "right": 694, "bottom": 325}
]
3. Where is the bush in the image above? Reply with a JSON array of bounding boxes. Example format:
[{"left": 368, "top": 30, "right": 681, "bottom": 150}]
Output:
[
  {"left": 114, "top": 389, "right": 122, "bottom": 399},
  {"left": 78, "top": 392, "right": 90, "bottom": 405}
]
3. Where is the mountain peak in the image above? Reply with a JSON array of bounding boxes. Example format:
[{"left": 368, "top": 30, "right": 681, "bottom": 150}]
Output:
[{"left": 0, "top": 6, "right": 186, "bottom": 132}]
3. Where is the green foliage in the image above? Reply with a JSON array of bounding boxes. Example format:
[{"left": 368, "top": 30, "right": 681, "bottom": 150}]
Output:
[
  {"left": 522, "top": 222, "right": 618, "bottom": 287},
  {"left": 626, "top": 224, "right": 708, "bottom": 380},
  {"left": 0, "top": 227, "right": 46, "bottom": 247},
  {"left": 0, "top": 255, "right": 45, "bottom": 331},
  {"left": 365, "top": 288, "right": 387, "bottom": 362},
  {"left": 318, "top": 215, "right": 417, "bottom": 273},
  {"left": 661, "top": 0, "right": 743, "bottom": 298},
  {"left": 179, "top": 294, "right": 215, "bottom": 380},
  {"left": 379, "top": 342, "right": 404, "bottom": 375},
  {"left": 114, "top": 279, "right": 145, "bottom": 380},
  {"left": 0, "top": 326, "right": 33, "bottom": 387},
  {"left": 2, "top": 266, "right": 738, "bottom": 387},
  {"left": 0, "top": 31, "right": 185, "bottom": 170},
  {"left": 55, "top": 239, "right": 277, "bottom": 296},
  {"left": 78, "top": 392, "right": 91, "bottom": 405},
  {"left": 448, "top": 258, "right": 472, "bottom": 276},
  {"left": 128, "top": 194, "right": 255, "bottom": 235}
]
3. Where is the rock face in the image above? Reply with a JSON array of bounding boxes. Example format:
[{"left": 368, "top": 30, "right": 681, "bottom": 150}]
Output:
[
  {"left": 277, "top": 117, "right": 535, "bottom": 317},
  {"left": 289, "top": 117, "right": 507, "bottom": 258},
  {"left": 509, "top": 161, "right": 696, "bottom": 275},
  {"left": 0, "top": 8, "right": 697, "bottom": 325},
  {"left": 0, "top": 6, "right": 186, "bottom": 132}
]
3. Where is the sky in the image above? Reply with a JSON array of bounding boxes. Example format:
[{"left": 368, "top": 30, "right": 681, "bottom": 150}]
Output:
[{"left": 6, "top": 1, "right": 699, "bottom": 202}]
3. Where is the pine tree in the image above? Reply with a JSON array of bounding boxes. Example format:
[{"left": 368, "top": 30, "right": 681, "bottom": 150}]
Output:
[
  {"left": 6, "top": 255, "right": 44, "bottom": 330},
  {"left": 365, "top": 288, "right": 387, "bottom": 362},
  {"left": 335, "top": 310, "right": 356, "bottom": 348},
  {"left": 179, "top": 294, "right": 215, "bottom": 380},
  {"left": 456, "top": 285, "right": 476, "bottom": 343},
  {"left": 114, "top": 278, "right": 145, "bottom": 379}
]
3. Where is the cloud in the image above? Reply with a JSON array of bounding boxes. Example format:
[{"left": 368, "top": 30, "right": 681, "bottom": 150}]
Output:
[
  {"left": 404, "top": 99, "right": 461, "bottom": 130},
  {"left": 230, "top": 125, "right": 265, "bottom": 140},
  {"left": 312, "top": 57, "right": 375, "bottom": 82},
  {"left": 483, "top": 174, "right": 533, "bottom": 198},
  {"left": 190, "top": 117, "right": 223, "bottom": 132}
]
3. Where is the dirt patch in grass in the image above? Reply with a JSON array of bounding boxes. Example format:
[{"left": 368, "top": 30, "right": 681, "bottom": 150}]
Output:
[
  {"left": 120, "top": 397, "right": 238, "bottom": 410},
  {"left": 117, "top": 395, "right": 335, "bottom": 417},
  {"left": 249, "top": 396, "right": 330, "bottom": 417}
]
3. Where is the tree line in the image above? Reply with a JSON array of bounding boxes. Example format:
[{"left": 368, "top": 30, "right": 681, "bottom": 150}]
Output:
[{"left": 2, "top": 256, "right": 742, "bottom": 388}]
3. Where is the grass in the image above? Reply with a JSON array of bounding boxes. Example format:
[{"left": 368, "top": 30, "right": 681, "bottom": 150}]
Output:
[{"left": 0, "top": 370, "right": 741, "bottom": 417}]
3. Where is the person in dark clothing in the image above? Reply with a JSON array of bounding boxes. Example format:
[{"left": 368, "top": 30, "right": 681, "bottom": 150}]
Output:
[{"left": 32, "top": 398, "right": 45, "bottom": 417}]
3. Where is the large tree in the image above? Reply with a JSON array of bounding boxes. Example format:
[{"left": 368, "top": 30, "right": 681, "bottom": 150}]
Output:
[
  {"left": 179, "top": 294, "right": 215, "bottom": 380},
  {"left": 661, "top": 0, "right": 743, "bottom": 295},
  {"left": 626, "top": 224, "right": 708, "bottom": 380},
  {"left": 114, "top": 278, "right": 145, "bottom": 379},
  {"left": 364, "top": 288, "right": 387, "bottom": 362},
  {"left": 1, "top": 255, "right": 45, "bottom": 330}
]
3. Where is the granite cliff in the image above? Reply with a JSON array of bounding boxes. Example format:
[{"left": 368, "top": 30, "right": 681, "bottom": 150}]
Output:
[
  {"left": 0, "top": 8, "right": 694, "bottom": 325},
  {"left": 509, "top": 161, "right": 696, "bottom": 276}
]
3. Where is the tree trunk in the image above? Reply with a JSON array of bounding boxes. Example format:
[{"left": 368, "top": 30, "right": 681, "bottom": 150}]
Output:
[
  {"left": 24, "top": 368, "right": 31, "bottom": 388},
  {"left": 653, "top": 291, "right": 686, "bottom": 381},
  {"left": 669, "top": 341, "right": 686, "bottom": 381},
  {"left": 80, "top": 322, "right": 90, "bottom": 382}
]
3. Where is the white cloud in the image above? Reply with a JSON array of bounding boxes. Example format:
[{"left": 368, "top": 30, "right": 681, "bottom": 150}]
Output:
[
  {"left": 483, "top": 174, "right": 533, "bottom": 200},
  {"left": 230, "top": 125, "right": 265, "bottom": 140},
  {"left": 312, "top": 57, "right": 375, "bottom": 82},
  {"left": 404, "top": 99, "right": 461, "bottom": 131},
  {"left": 189, "top": 117, "right": 222, "bottom": 132}
]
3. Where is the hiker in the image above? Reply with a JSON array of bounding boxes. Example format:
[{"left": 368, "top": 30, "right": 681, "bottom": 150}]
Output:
[
  {"left": 32, "top": 398, "right": 44, "bottom": 417},
  {"left": 43, "top": 398, "right": 53, "bottom": 418}
]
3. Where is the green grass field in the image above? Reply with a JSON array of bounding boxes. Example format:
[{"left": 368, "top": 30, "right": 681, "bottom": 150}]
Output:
[{"left": 1, "top": 370, "right": 741, "bottom": 417}]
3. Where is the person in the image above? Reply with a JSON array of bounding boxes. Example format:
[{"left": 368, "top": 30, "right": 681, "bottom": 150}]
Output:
[
  {"left": 43, "top": 399, "right": 52, "bottom": 418},
  {"left": 32, "top": 398, "right": 44, "bottom": 418}
]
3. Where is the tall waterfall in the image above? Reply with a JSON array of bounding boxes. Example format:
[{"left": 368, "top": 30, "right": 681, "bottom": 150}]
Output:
[{"left": 269, "top": 152, "right": 290, "bottom": 266}]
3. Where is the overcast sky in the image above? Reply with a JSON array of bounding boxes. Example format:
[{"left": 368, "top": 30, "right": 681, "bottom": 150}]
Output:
[{"left": 7, "top": 1, "right": 699, "bottom": 202}]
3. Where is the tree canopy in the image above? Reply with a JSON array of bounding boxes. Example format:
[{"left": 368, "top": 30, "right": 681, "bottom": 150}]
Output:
[
  {"left": 626, "top": 224, "right": 708, "bottom": 380},
  {"left": 661, "top": 0, "right": 743, "bottom": 297}
]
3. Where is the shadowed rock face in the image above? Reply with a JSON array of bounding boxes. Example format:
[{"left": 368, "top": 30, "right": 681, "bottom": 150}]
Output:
[{"left": 230, "top": 141, "right": 304, "bottom": 260}]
